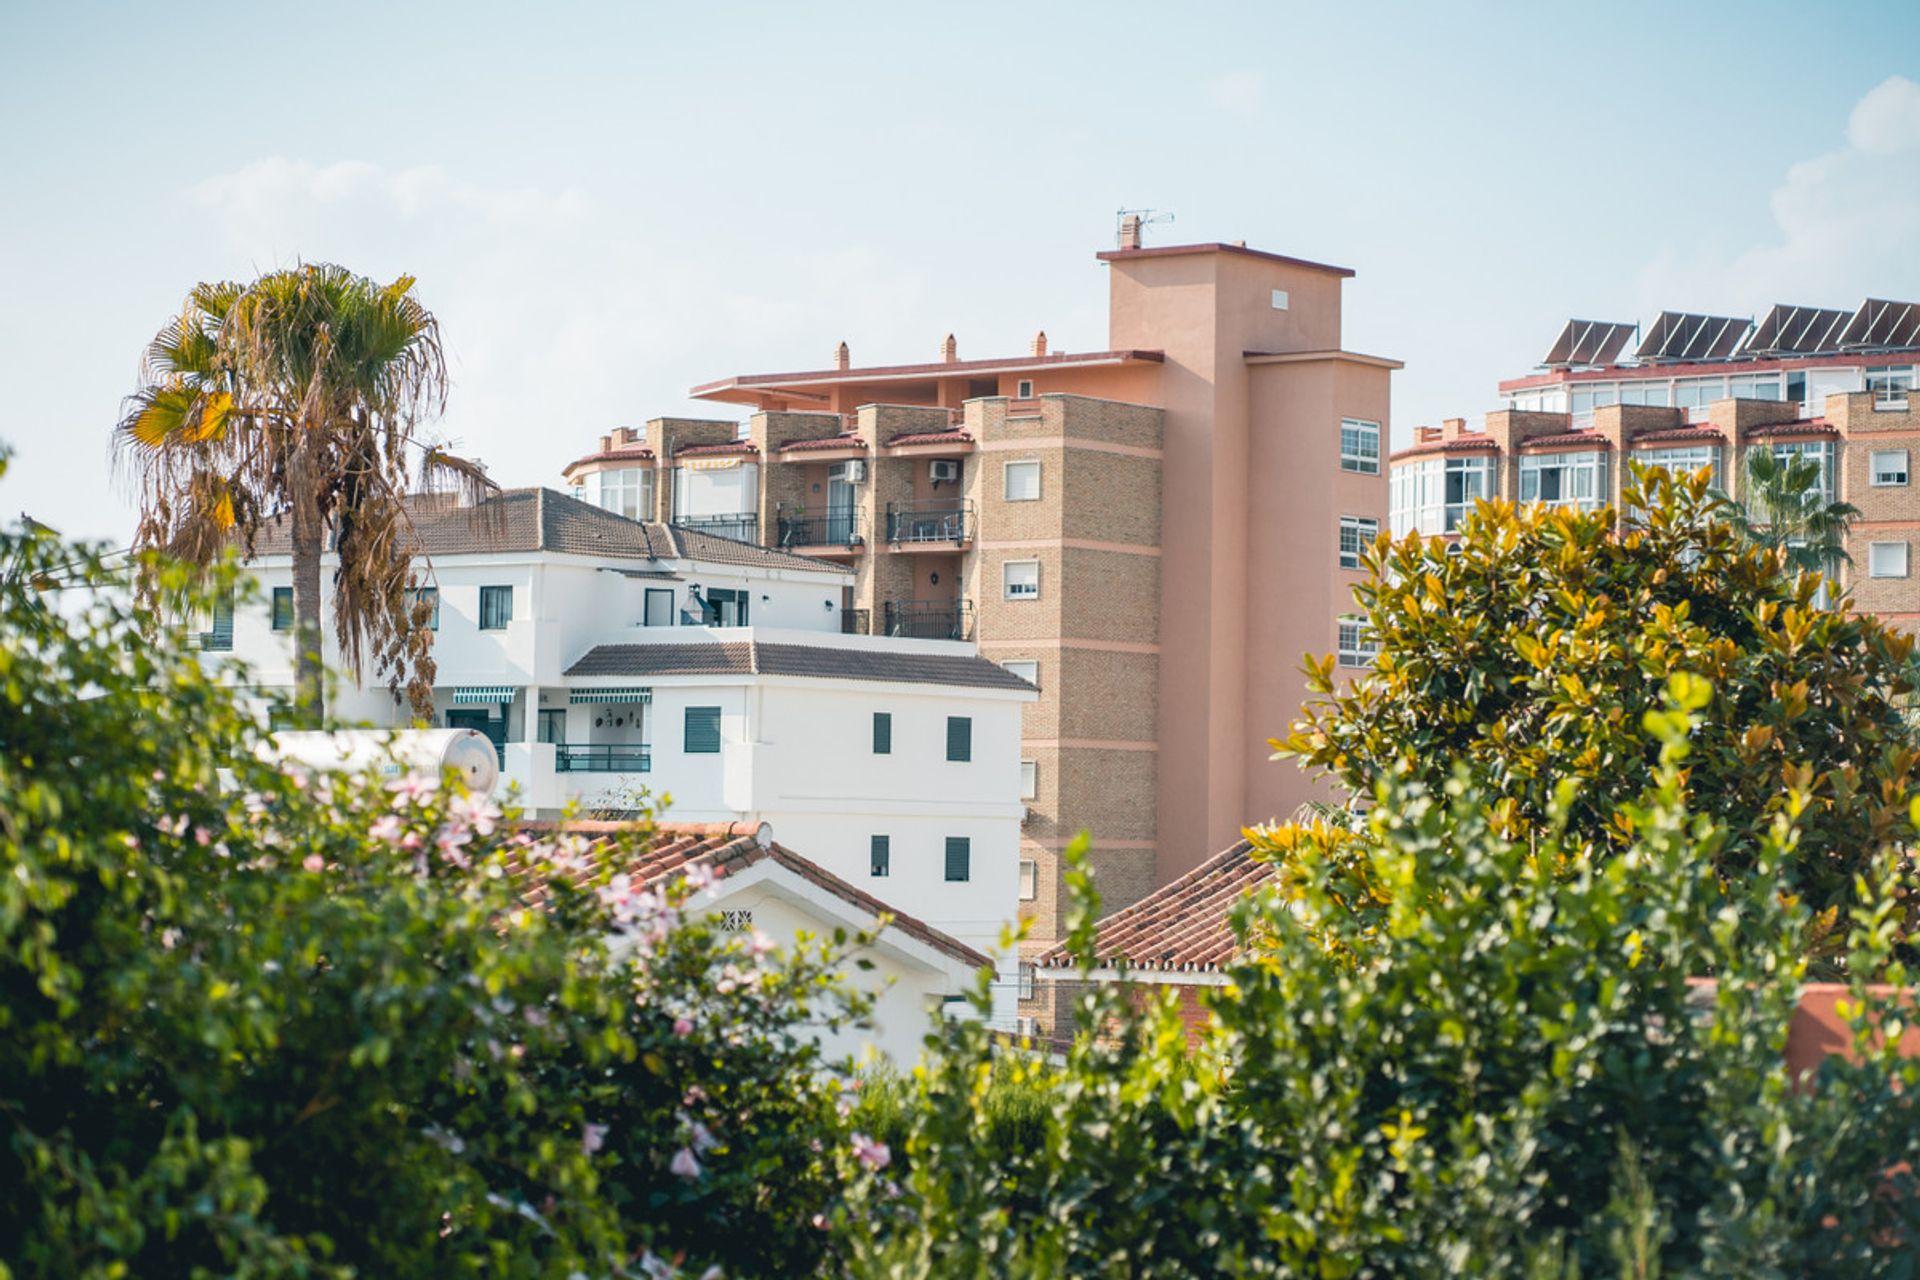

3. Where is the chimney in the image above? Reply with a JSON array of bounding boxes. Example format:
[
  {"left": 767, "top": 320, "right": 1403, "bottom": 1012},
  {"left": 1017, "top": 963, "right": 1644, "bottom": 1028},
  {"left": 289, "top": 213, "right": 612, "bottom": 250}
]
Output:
[
  {"left": 1415, "top": 425, "right": 1442, "bottom": 444},
  {"left": 1030, "top": 330, "right": 1048, "bottom": 357},
  {"left": 598, "top": 432, "right": 612, "bottom": 452},
  {"left": 1442, "top": 417, "right": 1468, "bottom": 441},
  {"left": 833, "top": 340, "right": 850, "bottom": 371},
  {"left": 1117, "top": 213, "right": 1143, "bottom": 250},
  {"left": 939, "top": 333, "right": 958, "bottom": 363}
]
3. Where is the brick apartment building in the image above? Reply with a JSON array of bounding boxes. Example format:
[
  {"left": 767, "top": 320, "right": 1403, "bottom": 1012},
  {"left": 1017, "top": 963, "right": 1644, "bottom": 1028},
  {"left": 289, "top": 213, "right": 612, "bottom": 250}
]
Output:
[
  {"left": 562, "top": 227, "right": 1400, "bottom": 1005},
  {"left": 1391, "top": 303, "right": 1920, "bottom": 623}
]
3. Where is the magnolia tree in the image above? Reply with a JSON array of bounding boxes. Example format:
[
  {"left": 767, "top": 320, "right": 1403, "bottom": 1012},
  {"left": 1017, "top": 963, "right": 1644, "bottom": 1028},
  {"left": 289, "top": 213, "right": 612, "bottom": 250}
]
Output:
[{"left": 0, "top": 474, "right": 880, "bottom": 1277}]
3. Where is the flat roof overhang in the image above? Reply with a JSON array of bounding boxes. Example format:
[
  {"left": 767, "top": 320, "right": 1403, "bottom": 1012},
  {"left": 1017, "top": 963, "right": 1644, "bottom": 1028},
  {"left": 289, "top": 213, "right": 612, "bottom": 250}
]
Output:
[{"left": 690, "top": 349, "right": 1165, "bottom": 405}]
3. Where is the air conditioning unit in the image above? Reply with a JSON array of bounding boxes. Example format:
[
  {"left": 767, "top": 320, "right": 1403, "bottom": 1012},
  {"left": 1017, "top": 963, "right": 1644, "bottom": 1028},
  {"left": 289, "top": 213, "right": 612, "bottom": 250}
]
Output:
[
  {"left": 828, "top": 459, "right": 867, "bottom": 484},
  {"left": 929, "top": 459, "right": 960, "bottom": 484}
]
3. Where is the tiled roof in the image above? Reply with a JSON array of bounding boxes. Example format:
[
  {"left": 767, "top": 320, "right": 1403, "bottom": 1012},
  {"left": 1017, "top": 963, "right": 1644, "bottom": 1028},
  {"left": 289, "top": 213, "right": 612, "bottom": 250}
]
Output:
[
  {"left": 1747, "top": 418, "right": 1839, "bottom": 438},
  {"left": 1630, "top": 426, "right": 1727, "bottom": 445},
  {"left": 1390, "top": 436, "right": 1500, "bottom": 461},
  {"left": 1036, "top": 839, "right": 1275, "bottom": 972},
  {"left": 519, "top": 821, "right": 991, "bottom": 970},
  {"left": 778, "top": 434, "right": 866, "bottom": 453},
  {"left": 1518, "top": 431, "right": 1610, "bottom": 449},
  {"left": 242, "top": 487, "right": 847, "bottom": 575},
  {"left": 565, "top": 640, "right": 1038, "bottom": 691},
  {"left": 887, "top": 430, "right": 973, "bottom": 447},
  {"left": 561, "top": 447, "right": 654, "bottom": 476},
  {"left": 675, "top": 441, "right": 760, "bottom": 458}
]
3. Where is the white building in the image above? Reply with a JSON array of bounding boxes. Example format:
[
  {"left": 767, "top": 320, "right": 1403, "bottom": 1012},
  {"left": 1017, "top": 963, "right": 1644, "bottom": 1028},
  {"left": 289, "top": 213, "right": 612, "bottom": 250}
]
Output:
[{"left": 207, "top": 487, "right": 1035, "bottom": 1007}]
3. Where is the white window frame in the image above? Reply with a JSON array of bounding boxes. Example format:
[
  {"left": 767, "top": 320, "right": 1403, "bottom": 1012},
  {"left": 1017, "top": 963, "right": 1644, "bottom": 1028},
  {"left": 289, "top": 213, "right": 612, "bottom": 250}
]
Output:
[
  {"left": 1002, "top": 559, "right": 1041, "bottom": 601},
  {"left": 1869, "top": 541, "right": 1909, "bottom": 579},
  {"left": 1338, "top": 515, "right": 1379, "bottom": 570},
  {"left": 1018, "top": 859, "right": 1038, "bottom": 901},
  {"left": 1340, "top": 419, "right": 1381, "bottom": 474},
  {"left": 1001, "top": 659, "right": 1039, "bottom": 687},
  {"left": 1518, "top": 450, "right": 1609, "bottom": 511},
  {"left": 1872, "top": 449, "right": 1910, "bottom": 487},
  {"left": 1336, "top": 615, "right": 1377, "bottom": 668},
  {"left": 1634, "top": 445, "right": 1721, "bottom": 489},
  {"left": 1015, "top": 378, "right": 1035, "bottom": 399},
  {"left": 1018, "top": 963, "right": 1037, "bottom": 1000},
  {"left": 1020, "top": 760, "right": 1038, "bottom": 800},
  {"left": 1867, "top": 365, "right": 1914, "bottom": 412},
  {"left": 1004, "top": 459, "right": 1042, "bottom": 502}
]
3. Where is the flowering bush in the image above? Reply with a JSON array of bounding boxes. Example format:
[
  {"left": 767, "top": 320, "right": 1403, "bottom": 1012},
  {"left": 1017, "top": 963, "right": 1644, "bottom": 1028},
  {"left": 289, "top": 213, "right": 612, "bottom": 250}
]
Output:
[{"left": 0, "top": 487, "right": 863, "bottom": 1276}]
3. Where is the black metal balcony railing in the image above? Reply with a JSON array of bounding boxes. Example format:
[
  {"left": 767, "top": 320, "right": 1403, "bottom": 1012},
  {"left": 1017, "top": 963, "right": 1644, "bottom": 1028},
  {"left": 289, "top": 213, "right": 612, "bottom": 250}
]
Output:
[
  {"left": 884, "top": 599, "right": 974, "bottom": 641},
  {"left": 776, "top": 506, "right": 864, "bottom": 549},
  {"left": 885, "top": 500, "right": 973, "bottom": 545},
  {"left": 555, "top": 744, "right": 652, "bottom": 773},
  {"left": 840, "top": 608, "right": 871, "bottom": 636},
  {"left": 673, "top": 513, "right": 759, "bottom": 544}
]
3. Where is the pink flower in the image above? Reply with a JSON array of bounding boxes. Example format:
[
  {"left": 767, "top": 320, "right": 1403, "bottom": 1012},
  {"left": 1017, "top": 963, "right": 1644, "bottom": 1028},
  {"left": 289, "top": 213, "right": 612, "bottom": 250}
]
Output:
[
  {"left": 436, "top": 828, "right": 473, "bottom": 869},
  {"left": 851, "top": 1133, "right": 890, "bottom": 1171},
  {"left": 369, "top": 814, "right": 405, "bottom": 843},
  {"left": 672, "top": 1016, "right": 694, "bottom": 1038},
  {"left": 449, "top": 792, "right": 501, "bottom": 837},
  {"left": 746, "top": 928, "right": 777, "bottom": 958},
  {"left": 386, "top": 772, "right": 435, "bottom": 805},
  {"left": 689, "top": 1120, "right": 717, "bottom": 1153},
  {"left": 193, "top": 827, "right": 212, "bottom": 846},
  {"left": 302, "top": 853, "right": 326, "bottom": 873},
  {"left": 669, "top": 1147, "right": 702, "bottom": 1179},
  {"left": 581, "top": 1122, "right": 609, "bottom": 1156}
]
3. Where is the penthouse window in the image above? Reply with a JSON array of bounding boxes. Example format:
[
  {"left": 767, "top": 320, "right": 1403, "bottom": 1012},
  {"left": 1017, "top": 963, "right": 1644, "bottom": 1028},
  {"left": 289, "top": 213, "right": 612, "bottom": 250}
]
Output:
[
  {"left": 1340, "top": 419, "right": 1381, "bottom": 474},
  {"left": 1674, "top": 378, "right": 1726, "bottom": 421},
  {"left": 1569, "top": 383, "right": 1616, "bottom": 424},
  {"left": 1729, "top": 373, "right": 1783, "bottom": 401},
  {"left": 1390, "top": 454, "right": 1495, "bottom": 537},
  {"left": 592, "top": 466, "right": 653, "bottom": 520},
  {"left": 1868, "top": 366, "right": 1914, "bottom": 411},
  {"left": 1518, "top": 450, "right": 1608, "bottom": 512},
  {"left": 1618, "top": 382, "right": 1670, "bottom": 407}
]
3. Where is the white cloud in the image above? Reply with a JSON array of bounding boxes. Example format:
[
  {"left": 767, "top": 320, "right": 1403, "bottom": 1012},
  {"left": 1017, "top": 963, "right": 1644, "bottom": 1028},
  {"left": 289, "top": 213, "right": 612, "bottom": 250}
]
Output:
[
  {"left": 1635, "top": 75, "right": 1920, "bottom": 312},
  {"left": 1208, "top": 70, "right": 1265, "bottom": 117}
]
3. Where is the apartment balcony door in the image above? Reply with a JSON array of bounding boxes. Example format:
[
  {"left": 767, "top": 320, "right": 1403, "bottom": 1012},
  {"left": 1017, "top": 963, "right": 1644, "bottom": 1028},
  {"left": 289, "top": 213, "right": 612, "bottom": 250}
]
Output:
[{"left": 826, "top": 473, "right": 857, "bottom": 545}]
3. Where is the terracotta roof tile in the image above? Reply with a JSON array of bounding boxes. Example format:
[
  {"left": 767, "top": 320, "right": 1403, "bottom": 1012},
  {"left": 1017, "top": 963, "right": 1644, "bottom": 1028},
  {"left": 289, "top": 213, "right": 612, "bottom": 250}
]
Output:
[
  {"left": 778, "top": 434, "right": 866, "bottom": 452},
  {"left": 564, "top": 640, "right": 1037, "bottom": 691},
  {"left": 675, "top": 441, "right": 760, "bottom": 458},
  {"left": 1036, "top": 839, "right": 1275, "bottom": 971},
  {"left": 1629, "top": 426, "right": 1727, "bottom": 445},
  {"left": 1747, "top": 418, "right": 1839, "bottom": 438},
  {"left": 1518, "top": 430, "right": 1610, "bottom": 449},
  {"left": 562, "top": 447, "right": 655, "bottom": 475},
  {"left": 1390, "top": 437, "right": 1500, "bottom": 461},
  {"left": 887, "top": 430, "right": 973, "bottom": 447}
]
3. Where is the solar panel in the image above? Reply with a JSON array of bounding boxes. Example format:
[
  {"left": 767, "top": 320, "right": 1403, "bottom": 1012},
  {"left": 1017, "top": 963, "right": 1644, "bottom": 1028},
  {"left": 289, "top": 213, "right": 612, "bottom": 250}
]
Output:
[
  {"left": 1838, "top": 299, "right": 1920, "bottom": 352},
  {"left": 1635, "top": 312, "right": 1753, "bottom": 363},
  {"left": 1740, "top": 304, "right": 1851, "bottom": 356},
  {"left": 1542, "top": 319, "right": 1636, "bottom": 368}
]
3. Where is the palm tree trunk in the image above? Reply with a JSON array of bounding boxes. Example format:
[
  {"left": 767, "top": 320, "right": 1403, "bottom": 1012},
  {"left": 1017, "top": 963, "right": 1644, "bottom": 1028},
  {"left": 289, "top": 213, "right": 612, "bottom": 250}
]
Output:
[{"left": 288, "top": 444, "right": 326, "bottom": 725}]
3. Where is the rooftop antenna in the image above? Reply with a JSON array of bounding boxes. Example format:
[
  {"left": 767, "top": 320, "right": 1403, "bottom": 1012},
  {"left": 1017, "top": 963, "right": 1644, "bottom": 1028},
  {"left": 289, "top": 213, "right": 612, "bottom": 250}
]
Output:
[{"left": 1115, "top": 208, "right": 1174, "bottom": 249}]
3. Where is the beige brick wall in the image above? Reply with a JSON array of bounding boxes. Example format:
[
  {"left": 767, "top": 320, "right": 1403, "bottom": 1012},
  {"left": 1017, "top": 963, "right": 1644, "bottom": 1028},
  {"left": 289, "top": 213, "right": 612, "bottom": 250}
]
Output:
[{"left": 972, "top": 546, "right": 1159, "bottom": 646}]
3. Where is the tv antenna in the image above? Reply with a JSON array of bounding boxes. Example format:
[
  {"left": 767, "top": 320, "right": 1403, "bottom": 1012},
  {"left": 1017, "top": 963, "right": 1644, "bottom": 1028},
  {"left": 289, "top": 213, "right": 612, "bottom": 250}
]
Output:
[{"left": 1115, "top": 208, "right": 1174, "bottom": 248}]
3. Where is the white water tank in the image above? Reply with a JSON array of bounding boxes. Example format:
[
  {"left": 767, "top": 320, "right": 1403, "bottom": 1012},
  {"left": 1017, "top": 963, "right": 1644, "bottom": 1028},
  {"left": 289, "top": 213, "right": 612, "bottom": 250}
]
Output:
[{"left": 260, "top": 729, "right": 499, "bottom": 795}]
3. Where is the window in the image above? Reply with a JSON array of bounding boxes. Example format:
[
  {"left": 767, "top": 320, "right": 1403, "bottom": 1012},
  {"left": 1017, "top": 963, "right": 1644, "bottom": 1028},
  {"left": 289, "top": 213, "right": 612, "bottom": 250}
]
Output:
[
  {"left": 1389, "top": 454, "right": 1496, "bottom": 537},
  {"left": 684, "top": 706, "right": 722, "bottom": 754},
  {"left": 595, "top": 467, "right": 653, "bottom": 520},
  {"left": 1337, "top": 616, "right": 1377, "bottom": 668},
  {"left": 870, "top": 835, "right": 891, "bottom": 877},
  {"left": 703, "top": 587, "right": 750, "bottom": 627},
  {"left": 1570, "top": 384, "right": 1617, "bottom": 422},
  {"left": 872, "top": 711, "right": 892, "bottom": 754},
  {"left": 643, "top": 587, "right": 675, "bottom": 627},
  {"left": 1619, "top": 381, "right": 1670, "bottom": 407},
  {"left": 1730, "top": 373, "right": 1783, "bottom": 401},
  {"left": 1002, "top": 659, "right": 1039, "bottom": 687},
  {"left": 1015, "top": 379, "right": 1035, "bottom": 399},
  {"left": 1759, "top": 441, "right": 1836, "bottom": 505},
  {"left": 479, "top": 585, "right": 513, "bottom": 630},
  {"left": 271, "top": 587, "right": 293, "bottom": 632},
  {"left": 718, "top": 909, "right": 753, "bottom": 930},
  {"left": 1518, "top": 450, "right": 1608, "bottom": 511},
  {"left": 1018, "top": 963, "right": 1036, "bottom": 1000},
  {"left": 201, "top": 591, "right": 234, "bottom": 652},
  {"left": 1270, "top": 289, "right": 1290, "bottom": 311},
  {"left": 1338, "top": 516, "right": 1378, "bottom": 570},
  {"left": 1020, "top": 760, "right": 1037, "bottom": 800},
  {"left": 1004, "top": 460, "right": 1042, "bottom": 501},
  {"left": 536, "top": 708, "right": 567, "bottom": 744},
  {"left": 406, "top": 586, "right": 440, "bottom": 630},
  {"left": 1873, "top": 450, "right": 1910, "bottom": 487},
  {"left": 1018, "top": 859, "right": 1038, "bottom": 901},
  {"left": 1674, "top": 377, "right": 1726, "bottom": 420},
  {"left": 1634, "top": 445, "right": 1721, "bottom": 489},
  {"left": 671, "top": 462, "right": 759, "bottom": 542},
  {"left": 944, "top": 836, "right": 971, "bottom": 882},
  {"left": 1340, "top": 419, "right": 1381, "bottom": 474},
  {"left": 1867, "top": 365, "right": 1914, "bottom": 411},
  {"left": 1870, "top": 541, "right": 1909, "bottom": 579},
  {"left": 946, "top": 716, "right": 972, "bottom": 762},
  {"left": 1003, "top": 559, "right": 1040, "bottom": 600}
]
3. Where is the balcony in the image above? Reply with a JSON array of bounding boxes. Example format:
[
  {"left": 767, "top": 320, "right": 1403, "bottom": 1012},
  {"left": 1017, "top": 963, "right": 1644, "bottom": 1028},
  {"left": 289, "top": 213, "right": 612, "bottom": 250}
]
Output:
[
  {"left": 555, "top": 744, "right": 652, "bottom": 773},
  {"left": 885, "top": 499, "right": 972, "bottom": 547},
  {"left": 674, "top": 513, "right": 759, "bottom": 544},
  {"left": 840, "top": 607, "right": 871, "bottom": 636},
  {"left": 775, "top": 505, "right": 865, "bottom": 554},
  {"left": 884, "top": 599, "right": 974, "bottom": 641}
]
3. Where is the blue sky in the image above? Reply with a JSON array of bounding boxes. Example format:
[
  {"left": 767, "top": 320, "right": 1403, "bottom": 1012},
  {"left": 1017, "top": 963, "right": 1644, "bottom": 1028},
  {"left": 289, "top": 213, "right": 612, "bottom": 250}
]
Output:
[{"left": 3, "top": 0, "right": 1916, "bottom": 540}]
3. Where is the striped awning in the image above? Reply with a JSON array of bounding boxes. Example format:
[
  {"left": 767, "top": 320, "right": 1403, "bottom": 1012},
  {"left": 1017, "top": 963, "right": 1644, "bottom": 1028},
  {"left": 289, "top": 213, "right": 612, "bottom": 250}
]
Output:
[
  {"left": 569, "top": 687, "right": 653, "bottom": 705},
  {"left": 452, "top": 685, "right": 518, "bottom": 704}
]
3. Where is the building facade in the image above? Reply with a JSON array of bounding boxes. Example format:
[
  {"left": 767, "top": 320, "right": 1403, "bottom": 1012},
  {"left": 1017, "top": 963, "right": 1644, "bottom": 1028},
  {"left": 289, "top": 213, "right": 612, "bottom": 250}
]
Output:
[{"left": 562, "top": 236, "right": 1400, "bottom": 1005}]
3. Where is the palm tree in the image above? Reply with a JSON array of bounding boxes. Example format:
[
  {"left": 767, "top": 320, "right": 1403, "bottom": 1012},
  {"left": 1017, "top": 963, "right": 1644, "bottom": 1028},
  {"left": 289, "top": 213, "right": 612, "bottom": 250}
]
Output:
[
  {"left": 1715, "top": 447, "right": 1859, "bottom": 583},
  {"left": 116, "top": 264, "right": 490, "bottom": 723}
]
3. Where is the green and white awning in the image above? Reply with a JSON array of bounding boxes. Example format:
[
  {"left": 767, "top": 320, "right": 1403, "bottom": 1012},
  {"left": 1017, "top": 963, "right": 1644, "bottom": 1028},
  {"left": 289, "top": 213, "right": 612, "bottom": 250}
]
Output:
[
  {"left": 453, "top": 685, "right": 518, "bottom": 704},
  {"left": 569, "top": 687, "right": 653, "bottom": 705}
]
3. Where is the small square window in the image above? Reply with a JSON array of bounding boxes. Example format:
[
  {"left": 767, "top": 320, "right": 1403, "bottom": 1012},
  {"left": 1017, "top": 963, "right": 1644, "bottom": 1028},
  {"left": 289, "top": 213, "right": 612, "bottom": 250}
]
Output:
[
  {"left": 1018, "top": 859, "right": 1038, "bottom": 901},
  {"left": 271, "top": 587, "right": 293, "bottom": 632},
  {"left": 1869, "top": 541, "right": 1909, "bottom": 579},
  {"left": 1339, "top": 516, "right": 1379, "bottom": 571},
  {"left": 870, "top": 835, "right": 891, "bottom": 877},
  {"left": 1020, "top": 760, "right": 1037, "bottom": 800},
  {"left": 1872, "top": 450, "right": 1909, "bottom": 487},
  {"left": 944, "top": 836, "right": 971, "bottom": 882},
  {"left": 1015, "top": 379, "right": 1035, "bottom": 399},
  {"left": 1340, "top": 419, "right": 1381, "bottom": 475},
  {"left": 1271, "top": 289, "right": 1290, "bottom": 311},
  {"left": 479, "top": 585, "right": 513, "bottom": 630},
  {"left": 684, "top": 706, "right": 722, "bottom": 753},
  {"left": 1004, "top": 460, "right": 1042, "bottom": 502},
  {"left": 1002, "top": 659, "right": 1039, "bottom": 687},
  {"left": 406, "top": 587, "right": 440, "bottom": 630},
  {"left": 946, "top": 716, "right": 972, "bottom": 762},
  {"left": 872, "top": 711, "right": 892, "bottom": 754},
  {"left": 1003, "top": 559, "right": 1041, "bottom": 600}
]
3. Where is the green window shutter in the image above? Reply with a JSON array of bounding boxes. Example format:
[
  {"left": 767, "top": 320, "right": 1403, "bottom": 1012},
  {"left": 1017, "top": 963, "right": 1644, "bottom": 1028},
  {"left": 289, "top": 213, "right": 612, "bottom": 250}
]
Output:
[
  {"left": 684, "top": 706, "right": 722, "bottom": 754},
  {"left": 946, "top": 716, "right": 971, "bottom": 762},
  {"left": 944, "top": 836, "right": 970, "bottom": 882},
  {"left": 873, "top": 712, "right": 892, "bottom": 754},
  {"left": 870, "top": 835, "right": 890, "bottom": 877},
  {"left": 271, "top": 588, "right": 293, "bottom": 631}
]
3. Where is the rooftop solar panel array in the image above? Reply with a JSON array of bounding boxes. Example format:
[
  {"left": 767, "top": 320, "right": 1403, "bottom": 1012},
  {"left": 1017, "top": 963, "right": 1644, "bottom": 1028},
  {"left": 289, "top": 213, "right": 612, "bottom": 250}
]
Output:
[
  {"left": 1839, "top": 299, "right": 1920, "bottom": 352},
  {"left": 1740, "top": 304, "right": 1851, "bottom": 356},
  {"left": 1540, "top": 299, "right": 1919, "bottom": 370},
  {"left": 1635, "top": 312, "right": 1753, "bottom": 362},
  {"left": 1542, "top": 319, "right": 1637, "bottom": 368}
]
